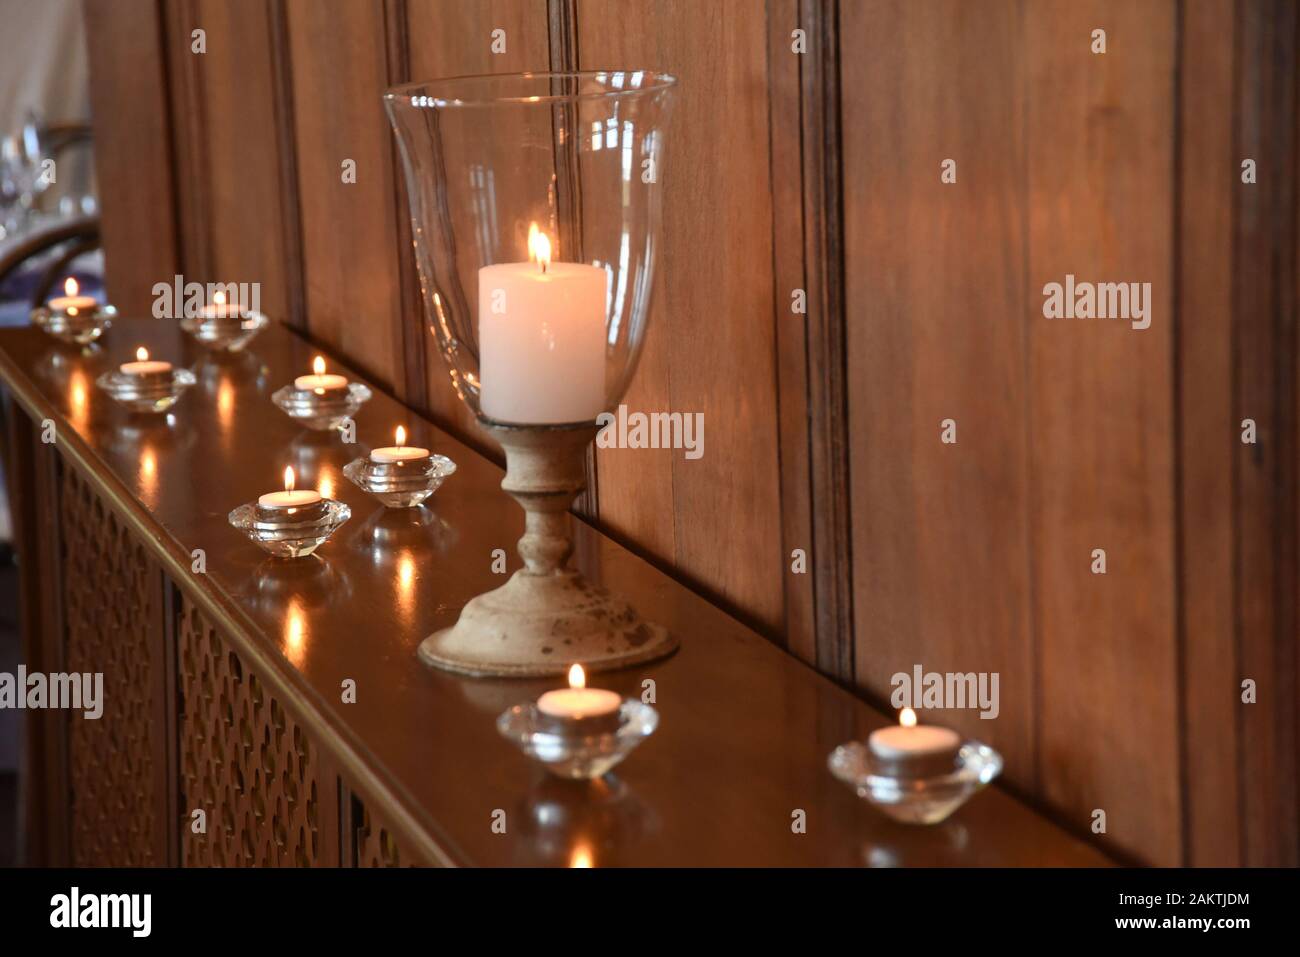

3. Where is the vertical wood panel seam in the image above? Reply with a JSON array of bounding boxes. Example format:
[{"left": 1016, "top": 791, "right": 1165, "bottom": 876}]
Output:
[
  {"left": 799, "top": 0, "right": 854, "bottom": 680},
  {"left": 1020, "top": 0, "right": 1043, "bottom": 798},
  {"left": 150, "top": 0, "right": 189, "bottom": 280},
  {"left": 1229, "top": 0, "right": 1246, "bottom": 866},
  {"left": 1171, "top": 0, "right": 1191, "bottom": 868},
  {"left": 1277, "top": 2, "right": 1300, "bottom": 865},
  {"left": 268, "top": 0, "right": 308, "bottom": 331},
  {"left": 765, "top": 0, "right": 797, "bottom": 650},
  {"left": 165, "top": 0, "right": 214, "bottom": 278},
  {"left": 1289, "top": 0, "right": 1299, "bottom": 866},
  {"left": 384, "top": 0, "right": 430, "bottom": 407},
  {"left": 547, "top": 0, "right": 597, "bottom": 517}
]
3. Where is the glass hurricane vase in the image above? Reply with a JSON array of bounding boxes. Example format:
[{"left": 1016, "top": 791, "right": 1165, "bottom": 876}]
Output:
[{"left": 385, "top": 71, "right": 679, "bottom": 677}]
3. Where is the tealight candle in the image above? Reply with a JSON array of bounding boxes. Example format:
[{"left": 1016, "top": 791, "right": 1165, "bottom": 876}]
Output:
[
  {"left": 199, "top": 289, "right": 246, "bottom": 320},
  {"left": 47, "top": 277, "right": 97, "bottom": 313},
  {"left": 294, "top": 355, "right": 348, "bottom": 393},
  {"left": 119, "top": 346, "right": 173, "bottom": 378},
  {"left": 867, "top": 708, "right": 961, "bottom": 778},
  {"left": 258, "top": 466, "right": 323, "bottom": 510},
  {"left": 370, "top": 426, "right": 429, "bottom": 464},
  {"left": 537, "top": 664, "right": 622, "bottom": 735}
]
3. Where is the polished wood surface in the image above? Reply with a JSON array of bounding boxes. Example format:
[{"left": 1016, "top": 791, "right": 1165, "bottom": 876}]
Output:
[{"left": 0, "top": 319, "right": 1107, "bottom": 866}]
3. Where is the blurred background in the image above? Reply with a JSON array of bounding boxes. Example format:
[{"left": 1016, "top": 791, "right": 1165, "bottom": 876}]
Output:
[{"left": 0, "top": 0, "right": 97, "bottom": 867}]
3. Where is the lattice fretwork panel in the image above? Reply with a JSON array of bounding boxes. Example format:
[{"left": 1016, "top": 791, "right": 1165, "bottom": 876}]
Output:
[
  {"left": 178, "top": 598, "right": 327, "bottom": 866},
  {"left": 353, "top": 797, "right": 422, "bottom": 867},
  {"left": 60, "top": 464, "right": 162, "bottom": 866}
]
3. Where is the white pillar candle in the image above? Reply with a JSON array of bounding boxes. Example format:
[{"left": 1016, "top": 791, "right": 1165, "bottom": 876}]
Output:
[
  {"left": 371, "top": 425, "right": 429, "bottom": 463},
  {"left": 48, "top": 277, "right": 97, "bottom": 312},
  {"left": 478, "top": 223, "right": 606, "bottom": 424},
  {"left": 537, "top": 664, "right": 621, "bottom": 724},
  {"left": 294, "top": 355, "right": 348, "bottom": 392},
  {"left": 867, "top": 708, "right": 961, "bottom": 777},
  {"left": 119, "top": 347, "right": 172, "bottom": 377},
  {"left": 258, "top": 467, "right": 322, "bottom": 509}
]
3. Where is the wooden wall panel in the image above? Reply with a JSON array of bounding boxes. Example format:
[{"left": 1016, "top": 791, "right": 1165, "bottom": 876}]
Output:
[
  {"left": 1234, "top": 0, "right": 1299, "bottom": 867},
  {"left": 173, "top": 0, "right": 294, "bottom": 319},
  {"left": 1177, "top": 0, "right": 1239, "bottom": 868},
  {"left": 403, "top": 0, "right": 552, "bottom": 441},
  {"left": 577, "top": 0, "right": 786, "bottom": 636},
  {"left": 283, "top": 0, "right": 403, "bottom": 392},
  {"left": 766, "top": 0, "right": 815, "bottom": 660},
  {"left": 1026, "top": 0, "right": 1179, "bottom": 864},
  {"left": 82, "top": 0, "right": 179, "bottom": 314},
  {"left": 842, "top": 0, "right": 1035, "bottom": 783}
]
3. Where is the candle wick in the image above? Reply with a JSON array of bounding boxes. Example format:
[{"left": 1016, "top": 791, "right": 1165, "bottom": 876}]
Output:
[{"left": 541, "top": 261, "right": 547, "bottom": 275}]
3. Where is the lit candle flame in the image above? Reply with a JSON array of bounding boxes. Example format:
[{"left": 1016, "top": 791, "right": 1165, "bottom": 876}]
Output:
[
  {"left": 213, "top": 289, "right": 226, "bottom": 306},
  {"left": 568, "top": 663, "right": 586, "bottom": 690},
  {"left": 64, "top": 277, "right": 78, "bottom": 297},
  {"left": 528, "top": 222, "right": 552, "bottom": 273},
  {"left": 312, "top": 355, "right": 326, "bottom": 376},
  {"left": 136, "top": 346, "right": 149, "bottom": 362},
  {"left": 899, "top": 707, "right": 917, "bottom": 728},
  {"left": 284, "top": 466, "right": 296, "bottom": 492},
  {"left": 395, "top": 425, "right": 406, "bottom": 448}
]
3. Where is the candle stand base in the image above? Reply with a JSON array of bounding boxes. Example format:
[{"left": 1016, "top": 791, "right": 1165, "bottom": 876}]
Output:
[{"left": 418, "top": 419, "right": 677, "bottom": 678}]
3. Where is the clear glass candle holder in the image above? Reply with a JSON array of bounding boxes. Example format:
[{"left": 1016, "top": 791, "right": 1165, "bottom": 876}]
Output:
[
  {"left": 498, "top": 699, "right": 658, "bottom": 780},
  {"left": 342, "top": 453, "right": 457, "bottom": 508},
  {"left": 271, "top": 382, "right": 372, "bottom": 431},
  {"left": 828, "top": 739, "right": 1004, "bottom": 825},
  {"left": 228, "top": 498, "right": 351, "bottom": 559},
  {"left": 386, "top": 71, "right": 680, "bottom": 677},
  {"left": 95, "top": 365, "right": 196, "bottom": 413},
  {"left": 179, "top": 310, "right": 269, "bottom": 353},
  {"left": 31, "top": 303, "right": 116, "bottom": 345}
]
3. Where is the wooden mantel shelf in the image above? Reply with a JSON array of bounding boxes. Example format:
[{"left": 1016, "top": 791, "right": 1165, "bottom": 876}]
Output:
[{"left": 0, "top": 319, "right": 1109, "bottom": 867}]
